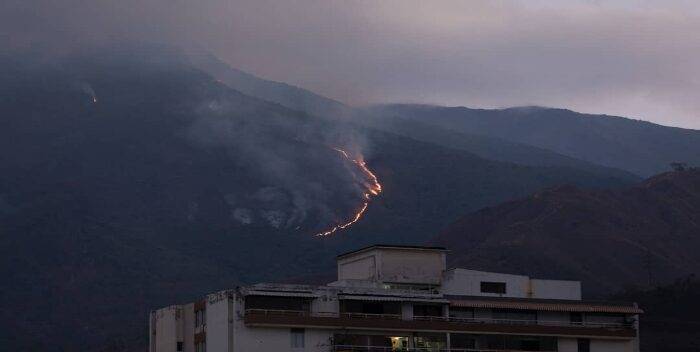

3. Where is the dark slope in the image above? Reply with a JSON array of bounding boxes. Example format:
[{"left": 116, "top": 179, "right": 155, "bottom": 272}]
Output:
[
  {"left": 432, "top": 169, "right": 700, "bottom": 296},
  {"left": 188, "top": 53, "right": 641, "bottom": 181},
  {"left": 355, "top": 112, "right": 638, "bottom": 181},
  {"left": 188, "top": 50, "right": 352, "bottom": 119},
  {"left": 0, "top": 49, "right": 636, "bottom": 350},
  {"left": 371, "top": 104, "right": 700, "bottom": 176},
  {"left": 611, "top": 276, "right": 700, "bottom": 352}
]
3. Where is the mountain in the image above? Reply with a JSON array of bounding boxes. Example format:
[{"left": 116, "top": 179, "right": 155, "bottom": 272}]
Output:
[
  {"left": 611, "top": 276, "right": 700, "bottom": 352},
  {"left": 188, "top": 53, "right": 641, "bottom": 181},
  {"left": 432, "top": 168, "right": 700, "bottom": 296},
  {"left": 354, "top": 111, "right": 638, "bottom": 181},
  {"left": 0, "top": 48, "right": 638, "bottom": 350},
  {"left": 187, "top": 50, "right": 352, "bottom": 118},
  {"left": 369, "top": 104, "right": 700, "bottom": 176}
]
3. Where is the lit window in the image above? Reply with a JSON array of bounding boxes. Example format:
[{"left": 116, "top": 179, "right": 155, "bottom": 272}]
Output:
[
  {"left": 480, "top": 281, "right": 506, "bottom": 294},
  {"left": 291, "top": 328, "right": 305, "bottom": 348}
]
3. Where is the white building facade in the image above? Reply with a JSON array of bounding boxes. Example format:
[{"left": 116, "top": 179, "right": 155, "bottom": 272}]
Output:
[{"left": 150, "top": 245, "right": 642, "bottom": 352}]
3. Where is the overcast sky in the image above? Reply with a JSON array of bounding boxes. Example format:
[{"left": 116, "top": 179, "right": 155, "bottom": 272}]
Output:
[{"left": 3, "top": 0, "right": 700, "bottom": 128}]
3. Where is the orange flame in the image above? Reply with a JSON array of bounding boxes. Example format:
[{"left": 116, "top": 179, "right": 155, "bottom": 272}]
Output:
[{"left": 316, "top": 147, "right": 382, "bottom": 237}]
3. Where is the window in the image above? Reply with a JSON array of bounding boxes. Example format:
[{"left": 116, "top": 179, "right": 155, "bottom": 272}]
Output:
[
  {"left": 195, "top": 341, "right": 206, "bottom": 352},
  {"left": 577, "top": 338, "right": 590, "bottom": 352},
  {"left": 481, "top": 281, "right": 506, "bottom": 294},
  {"left": 413, "top": 304, "right": 443, "bottom": 317},
  {"left": 195, "top": 309, "right": 206, "bottom": 327},
  {"left": 413, "top": 333, "right": 447, "bottom": 350},
  {"left": 492, "top": 309, "right": 537, "bottom": 322},
  {"left": 449, "top": 307, "right": 474, "bottom": 319},
  {"left": 291, "top": 328, "right": 305, "bottom": 348},
  {"left": 177, "top": 341, "right": 183, "bottom": 351},
  {"left": 245, "top": 296, "right": 311, "bottom": 312},
  {"left": 570, "top": 312, "right": 583, "bottom": 325}
]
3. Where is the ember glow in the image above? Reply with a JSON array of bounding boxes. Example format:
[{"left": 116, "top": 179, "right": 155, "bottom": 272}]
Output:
[{"left": 316, "top": 147, "right": 382, "bottom": 237}]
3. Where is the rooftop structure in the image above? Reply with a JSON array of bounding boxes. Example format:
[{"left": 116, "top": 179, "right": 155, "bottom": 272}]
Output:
[{"left": 150, "top": 245, "right": 642, "bottom": 352}]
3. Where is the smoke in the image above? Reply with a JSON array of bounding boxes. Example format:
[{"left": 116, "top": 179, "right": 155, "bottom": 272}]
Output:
[
  {"left": 78, "top": 82, "right": 98, "bottom": 103},
  {"left": 3, "top": 1, "right": 700, "bottom": 127},
  {"left": 187, "top": 89, "right": 371, "bottom": 232}
]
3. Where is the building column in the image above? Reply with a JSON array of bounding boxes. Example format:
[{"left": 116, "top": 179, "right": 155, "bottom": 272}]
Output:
[{"left": 401, "top": 302, "right": 413, "bottom": 321}]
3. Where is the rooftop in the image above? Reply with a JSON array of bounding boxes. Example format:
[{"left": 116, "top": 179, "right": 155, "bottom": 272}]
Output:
[{"left": 336, "top": 244, "right": 448, "bottom": 259}]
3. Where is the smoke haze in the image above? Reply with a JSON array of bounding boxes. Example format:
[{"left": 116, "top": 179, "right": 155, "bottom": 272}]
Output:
[{"left": 2, "top": 0, "right": 700, "bottom": 128}]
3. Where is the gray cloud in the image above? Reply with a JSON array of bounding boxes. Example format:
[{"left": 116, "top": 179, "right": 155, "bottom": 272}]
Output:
[{"left": 2, "top": 0, "right": 699, "bottom": 128}]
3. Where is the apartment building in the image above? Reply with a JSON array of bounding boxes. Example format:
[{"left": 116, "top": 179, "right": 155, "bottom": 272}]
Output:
[{"left": 149, "top": 245, "right": 642, "bottom": 352}]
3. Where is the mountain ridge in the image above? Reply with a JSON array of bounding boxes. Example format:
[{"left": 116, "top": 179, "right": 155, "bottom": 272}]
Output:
[
  {"left": 432, "top": 168, "right": 700, "bottom": 296},
  {"left": 369, "top": 104, "right": 700, "bottom": 177}
]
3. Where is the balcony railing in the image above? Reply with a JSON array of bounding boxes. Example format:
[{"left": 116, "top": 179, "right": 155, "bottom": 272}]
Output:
[
  {"left": 413, "top": 315, "right": 634, "bottom": 329},
  {"left": 244, "top": 309, "right": 636, "bottom": 338},
  {"left": 245, "top": 309, "right": 401, "bottom": 320},
  {"left": 332, "top": 346, "right": 555, "bottom": 352},
  {"left": 244, "top": 310, "right": 632, "bottom": 329}
]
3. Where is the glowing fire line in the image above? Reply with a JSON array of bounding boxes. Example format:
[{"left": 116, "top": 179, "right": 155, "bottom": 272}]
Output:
[{"left": 316, "top": 147, "right": 382, "bottom": 237}]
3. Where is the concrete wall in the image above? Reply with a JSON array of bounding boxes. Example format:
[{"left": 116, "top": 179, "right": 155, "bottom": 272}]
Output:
[
  {"left": 559, "top": 337, "right": 635, "bottom": 352},
  {"left": 311, "top": 292, "right": 339, "bottom": 316},
  {"left": 207, "top": 291, "right": 233, "bottom": 352},
  {"left": 338, "top": 247, "right": 446, "bottom": 285},
  {"left": 232, "top": 293, "right": 333, "bottom": 351},
  {"left": 442, "top": 269, "right": 530, "bottom": 297},
  {"left": 591, "top": 339, "right": 635, "bottom": 352},
  {"left": 531, "top": 279, "right": 581, "bottom": 300},
  {"left": 182, "top": 303, "right": 195, "bottom": 352},
  {"left": 378, "top": 249, "right": 445, "bottom": 285},
  {"left": 150, "top": 306, "right": 181, "bottom": 352},
  {"left": 558, "top": 338, "right": 578, "bottom": 352},
  {"left": 338, "top": 251, "right": 377, "bottom": 281},
  {"left": 442, "top": 269, "right": 582, "bottom": 300}
]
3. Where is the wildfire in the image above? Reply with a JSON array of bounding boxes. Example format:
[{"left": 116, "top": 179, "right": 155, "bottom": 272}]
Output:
[{"left": 316, "top": 147, "right": 382, "bottom": 237}]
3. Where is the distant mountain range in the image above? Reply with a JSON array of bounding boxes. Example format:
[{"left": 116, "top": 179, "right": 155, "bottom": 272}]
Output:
[
  {"left": 188, "top": 50, "right": 352, "bottom": 119},
  {"left": 364, "top": 104, "right": 700, "bottom": 177},
  {"left": 195, "top": 53, "right": 700, "bottom": 178},
  {"left": 432, "top": 168, "right": 700, "bottom": 296}
]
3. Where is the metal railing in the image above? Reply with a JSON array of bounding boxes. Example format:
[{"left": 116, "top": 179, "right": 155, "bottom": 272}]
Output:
[
  {"left": 245, "top": 309, "right": 633, "bottom": 329},
  {"left": 412, "top": 315, "right": 633, "bottom": 329},
  {"left": 332, "top": 346, "right": 556, "bottom": 352},
  {"left": 245, "top": 309, "right": 401, "bottom": 320}
]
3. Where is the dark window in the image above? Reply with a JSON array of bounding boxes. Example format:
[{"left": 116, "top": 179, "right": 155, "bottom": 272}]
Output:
[
  {"left": 340, "top": 300, "right": 401, "bottom": 315},
  {"left": 570, "top": 312, "right": 583, "bottom": 325},
  {"left": 177, "top": 341, "right": 183, "bottom": 351},
  {"left": 450, "top": 334, "right": 477, "bottom": 349},
  {"left": 195, "top": 309, "right": 206, "bottom": 327},
  {"left": 413, "top": 304, "right": 443, "bottom": 317},
  {"left": 577, "top": 338, "right": 590, "bottom": 352},
  {"left": 245, "top": 296, "right": 310, "bottom": 312},
  {"left": 480, "top": 281, "right": 506, "bottom": 294},
  {"left": 492, "top": 309, "right": 537, "bottom": 322},
  {"left": 291, "top": 328, "right": 305, "bottom": 348},
  {"left": 449, "top": 307, "right": 475, "bottom": 319}
]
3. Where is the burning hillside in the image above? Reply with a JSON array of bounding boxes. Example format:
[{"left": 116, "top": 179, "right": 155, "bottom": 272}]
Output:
[{"left": 316, "top": 147, "right": 382, "bottom": 236}]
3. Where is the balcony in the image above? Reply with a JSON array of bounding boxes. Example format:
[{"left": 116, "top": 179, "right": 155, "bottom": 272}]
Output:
[
  {"left": 332, "top": 347, "right": 554, "bottom": 352},
  {"left": 413, "top": 315, "right": 634, "bottom": 329},
  {"left": 244, "top": 309, "right": 636, "bottom": 338}
]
